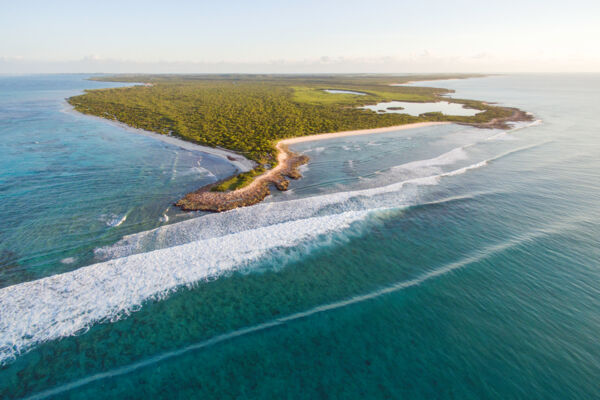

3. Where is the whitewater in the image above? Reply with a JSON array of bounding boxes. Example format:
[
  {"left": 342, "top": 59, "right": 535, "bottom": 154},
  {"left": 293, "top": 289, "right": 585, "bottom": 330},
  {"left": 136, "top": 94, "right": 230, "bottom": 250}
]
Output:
[
  {"left": 0, "top": 121, "right": 543, "bottom": 365},
  {"left": 22, "top": 211, "right": 586, "bottom": 400}
]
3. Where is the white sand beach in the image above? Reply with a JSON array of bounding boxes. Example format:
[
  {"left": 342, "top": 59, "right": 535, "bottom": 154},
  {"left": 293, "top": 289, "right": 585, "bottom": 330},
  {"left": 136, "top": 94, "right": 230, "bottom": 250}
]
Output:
[
  {"left": 279, "top": 122, "right": 450, "bottom": 145},
  {"left": 63, "top": 103, "right": 257, "bottom": 172}
]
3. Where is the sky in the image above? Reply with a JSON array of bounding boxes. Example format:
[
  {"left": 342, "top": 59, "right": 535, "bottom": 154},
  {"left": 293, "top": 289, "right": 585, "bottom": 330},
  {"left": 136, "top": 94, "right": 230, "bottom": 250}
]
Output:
[{"left": 1, "top": 0, "right": 599, "bottom": 73}]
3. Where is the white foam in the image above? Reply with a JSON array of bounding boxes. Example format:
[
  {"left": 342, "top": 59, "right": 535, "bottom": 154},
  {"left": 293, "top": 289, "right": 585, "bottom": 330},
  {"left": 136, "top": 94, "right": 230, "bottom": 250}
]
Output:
[
  {"left": 389, "top": 128, "right": 506, "bottom": 174},
  {"left": 393, "top": 146, "right": 468, "bottom": 171},
  {"left": 0, "top": 150, "right": 493, "bottom": 364},
  {"left": 114, "top": 215, "right": 127, "bottom": 227},
  {"left": 169, "top": 151, "right": 180, "bottom": 181},
  {"left": 100, "top": 139, "right": 553, "bottom": 263},
  {"left": 487, "top": 119, "right": 543, "bottom": 141},
  {"left": 178, "top": 162, "right": 216, "bottom": 179},
  {"left": 99, "top": 213, "right": 128, "bottom": 228},
  {"left": 160, "top": 207, "right": 170, "bottom": 223},
  {"left": 0, "top": 210, "right": 371, "bottom": 365},
  {"left": 64, "top": 102, "right": 257, "bottom": 173},
  {"left": 60, "top": 257, "right": 76, "bottom": 265},
  {"left": 0, "top": 137, "right": 548, "bottom": 366},
  {"left": 341, "top": 145, "right": 360, "bottom": 151},
  {"left": 94, "top": 150, "right": 499, "bottom": 261},
  {"left": 23, "top": 215, "right": 582, "bottom": 400},
  {"left": 443, "top": 160, "right": 488, "bottom": 176}
]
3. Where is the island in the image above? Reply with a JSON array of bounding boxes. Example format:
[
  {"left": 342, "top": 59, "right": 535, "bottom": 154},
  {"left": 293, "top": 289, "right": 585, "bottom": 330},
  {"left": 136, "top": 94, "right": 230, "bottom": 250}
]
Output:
[{"left": 68, "top": 74, "right": 532, "bottom": 212}]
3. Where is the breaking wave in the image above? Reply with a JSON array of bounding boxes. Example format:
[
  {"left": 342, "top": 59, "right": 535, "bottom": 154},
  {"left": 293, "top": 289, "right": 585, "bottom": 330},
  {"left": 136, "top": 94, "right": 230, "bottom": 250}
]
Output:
[
  {"left": 392, "top": 146, "right": 468, "bottom": 171},
  {"left": 487, "top": 119, "right": 543, "bottom": 141},
  {"left": 0, "top": 135, "right": 547, "bottom": 366},
  {"left": 97, "top": 141, "right": 547, "bottom": 261},
  {"left": 389, "top": 120, "right": 541, "bottom": 174},
  {"left": 0, "top": 210, "right": 372, "bottom": 365},
  {"left": 21, "top": 213, "right": 583, "bottom": 400},
  {"left": 99, "top": 213, "right": 128, "bottom": 228}
]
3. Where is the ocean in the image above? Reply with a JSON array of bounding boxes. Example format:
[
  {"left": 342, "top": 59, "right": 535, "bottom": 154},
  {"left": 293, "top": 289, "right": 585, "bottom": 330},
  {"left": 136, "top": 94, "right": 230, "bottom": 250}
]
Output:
[
  {"left": 1, "top": 74, "right": 599, "bottom": 399},
  {"left": 0, "top": 75, "right": 236, "bottom": 286}
]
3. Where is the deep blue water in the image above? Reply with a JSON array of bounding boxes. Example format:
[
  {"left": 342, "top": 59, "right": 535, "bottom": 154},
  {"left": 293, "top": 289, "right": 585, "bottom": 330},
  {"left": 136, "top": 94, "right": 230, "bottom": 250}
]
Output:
[{"left": 0, "top": 74, "right": 599, "bottom": 399}]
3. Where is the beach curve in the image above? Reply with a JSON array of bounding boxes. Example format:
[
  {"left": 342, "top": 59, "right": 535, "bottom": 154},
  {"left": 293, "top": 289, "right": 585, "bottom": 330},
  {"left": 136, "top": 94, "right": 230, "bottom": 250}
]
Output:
[{"left": 175, "top": 122, "right": 450, "bottom": 212}]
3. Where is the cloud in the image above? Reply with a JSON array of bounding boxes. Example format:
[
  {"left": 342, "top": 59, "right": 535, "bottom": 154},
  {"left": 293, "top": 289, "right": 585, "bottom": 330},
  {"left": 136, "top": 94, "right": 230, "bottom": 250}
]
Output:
[{"left": 1, "top": 54, "right": 599, "bottom": 74}]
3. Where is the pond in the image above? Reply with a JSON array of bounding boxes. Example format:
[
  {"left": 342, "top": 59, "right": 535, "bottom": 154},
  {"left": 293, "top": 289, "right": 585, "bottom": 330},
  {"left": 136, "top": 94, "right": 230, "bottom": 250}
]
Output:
[
  {"left": 360, "top": 100, "right": 481, "bottom": 116},
  {"left": 323, "top": 89, "right": 367, "bottom": 95}
]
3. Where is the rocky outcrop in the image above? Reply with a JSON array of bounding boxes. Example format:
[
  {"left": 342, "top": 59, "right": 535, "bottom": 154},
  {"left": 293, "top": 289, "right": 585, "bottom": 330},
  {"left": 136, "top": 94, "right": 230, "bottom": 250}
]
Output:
[
  {"left": 175, "top": 145, "right": 309, "bottom": 212},
  {"left": 465, "top": 108, "right": 534, "bottom": 129}
]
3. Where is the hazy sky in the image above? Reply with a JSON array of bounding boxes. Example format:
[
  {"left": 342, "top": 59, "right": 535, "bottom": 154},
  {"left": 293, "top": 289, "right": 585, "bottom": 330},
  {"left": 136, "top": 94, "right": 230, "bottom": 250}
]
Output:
[{"left": 1, "top": 0, "right": 599, "bottom": 73}]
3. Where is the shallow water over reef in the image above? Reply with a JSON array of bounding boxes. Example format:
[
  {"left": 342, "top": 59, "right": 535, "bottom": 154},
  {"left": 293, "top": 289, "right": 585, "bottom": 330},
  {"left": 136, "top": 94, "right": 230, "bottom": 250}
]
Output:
[
  {"left": 1, "top": 74, "right": 600, "bottom": 400},
  {"left": 0, "top": 75, "right": 236, "bottom": 286}
]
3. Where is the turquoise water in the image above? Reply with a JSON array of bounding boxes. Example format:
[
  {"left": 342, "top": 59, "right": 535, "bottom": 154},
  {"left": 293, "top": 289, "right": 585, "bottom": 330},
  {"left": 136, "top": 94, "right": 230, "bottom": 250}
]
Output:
[
  {"left": 0, "top": 75, "right": 236, "bottom": 286},
  {"left": 1, "top": 75, "right": 600, "bottom": 399}
]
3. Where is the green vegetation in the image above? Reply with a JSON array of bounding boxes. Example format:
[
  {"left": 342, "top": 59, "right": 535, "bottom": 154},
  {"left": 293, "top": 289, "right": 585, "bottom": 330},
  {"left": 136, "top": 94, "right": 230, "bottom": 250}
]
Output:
[
  {"left": 211, "top": 167, "right": 266, "bottom": 192},
  {"left": 68, "top": 74, "right": 514, "bottom": 190},
  {"left": 290, "top": 85, "right": 435, "bottom": 106}
]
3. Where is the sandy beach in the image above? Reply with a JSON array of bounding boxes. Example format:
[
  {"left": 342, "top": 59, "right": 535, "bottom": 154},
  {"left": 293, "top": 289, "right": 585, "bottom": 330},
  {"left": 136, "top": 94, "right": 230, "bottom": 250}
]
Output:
[
  {"left": 66, "top": 98, "right": 523, "bottom": 213},
  {"left": 279, "top": 122, "right": 450, "bottom": 145},
  {"left": 176, "top": 121, "right": 450, "bottom": 211},
  {"left": 125, "top": 128, "right": 256, "bottom": 172},
  {"left": 66, "top": 101, "right": 446, "bottom": 204},
  {"left": 389, "top": 78, "right": 467, "bottom": 86},
  {"left": 63, "top": 103, "right": 256, "bottom": 173}
]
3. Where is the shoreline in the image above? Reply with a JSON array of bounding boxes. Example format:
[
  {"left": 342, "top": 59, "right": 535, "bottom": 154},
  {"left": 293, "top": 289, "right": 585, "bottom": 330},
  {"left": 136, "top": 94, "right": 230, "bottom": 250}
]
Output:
[
  {"left": 66, "top": 84, "right": 531, "bottom": 213},
  {"left": 68, "top": 96, "right": 530, "bottom": 213},
  {"left": 63, "top": 103, "right": 256, "bottom": 173},
  {"left": 175, "top": 122, "right": 449, "bottom": 212},
  {"left": 390, "top": 78, "right": 463, "bottom": 86},
  {"left": 461, "top": 108, "right": 532, "bottom": 130},
  {"left": 175, "top": 105, "right": 532, "bottom": 213},
  {"left": 279, "top": 121, "right": 450, "bottom": 145}
]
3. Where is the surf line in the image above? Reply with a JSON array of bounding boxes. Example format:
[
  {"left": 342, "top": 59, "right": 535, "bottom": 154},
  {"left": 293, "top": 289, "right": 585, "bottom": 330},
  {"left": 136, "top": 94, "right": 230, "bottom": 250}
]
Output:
[
  {"left": 21, "top": 141, "right": 556, "bottom": 400},
  {"left": 9, "top": 140, "right": 550, "bottom": 374},
  {"left": 23, "top": 227, "right": 554, "bottom": 400}
]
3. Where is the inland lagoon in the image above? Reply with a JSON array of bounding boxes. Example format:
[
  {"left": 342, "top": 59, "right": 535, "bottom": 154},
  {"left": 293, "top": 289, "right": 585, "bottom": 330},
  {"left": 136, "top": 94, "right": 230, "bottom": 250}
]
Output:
[{"left": 360, "top": 100, "right": 482, "bottom": 116}]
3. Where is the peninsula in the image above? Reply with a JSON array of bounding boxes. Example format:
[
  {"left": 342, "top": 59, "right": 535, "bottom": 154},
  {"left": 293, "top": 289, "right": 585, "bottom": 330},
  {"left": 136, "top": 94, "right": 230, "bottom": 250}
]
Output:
[{"left": 68, "top": 74, "right": 531, "bottom": 212}]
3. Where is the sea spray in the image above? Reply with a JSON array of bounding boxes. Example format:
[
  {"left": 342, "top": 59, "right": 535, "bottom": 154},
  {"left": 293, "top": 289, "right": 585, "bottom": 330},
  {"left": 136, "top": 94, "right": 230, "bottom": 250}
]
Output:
[
  {"left": 20, "top": 213, "right": 589, "bottom": 400},
  {"left": 0, "top": 210, "right": 376, "bottom": 365},
  {"left": 96, "top": 142, "right": 548, "bottom": 261}
]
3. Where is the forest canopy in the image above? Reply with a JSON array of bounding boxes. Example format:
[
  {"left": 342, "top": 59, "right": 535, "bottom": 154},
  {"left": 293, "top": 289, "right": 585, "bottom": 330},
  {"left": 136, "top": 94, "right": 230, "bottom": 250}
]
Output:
[{"left": 68, "top": 74, "right": 511, "bottom": 164}]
